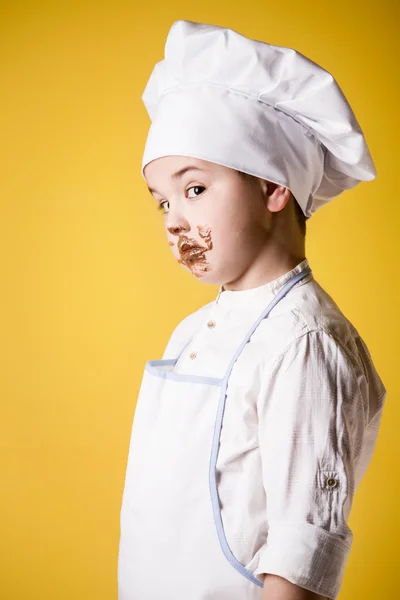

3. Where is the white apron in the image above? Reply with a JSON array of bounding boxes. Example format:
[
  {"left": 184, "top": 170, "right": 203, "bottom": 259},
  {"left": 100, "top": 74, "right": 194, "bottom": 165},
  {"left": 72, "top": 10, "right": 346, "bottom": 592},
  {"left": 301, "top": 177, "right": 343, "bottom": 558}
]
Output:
[{"left": 118, "top": 265, "right": 312, "bottom": 600}]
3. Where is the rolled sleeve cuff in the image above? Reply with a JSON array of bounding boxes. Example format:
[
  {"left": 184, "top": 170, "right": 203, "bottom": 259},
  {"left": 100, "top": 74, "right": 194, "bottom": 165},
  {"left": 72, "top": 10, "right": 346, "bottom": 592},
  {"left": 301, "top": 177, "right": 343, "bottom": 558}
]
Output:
[{"left": 253, "top": 521, "right": 353, "bottom": 600}]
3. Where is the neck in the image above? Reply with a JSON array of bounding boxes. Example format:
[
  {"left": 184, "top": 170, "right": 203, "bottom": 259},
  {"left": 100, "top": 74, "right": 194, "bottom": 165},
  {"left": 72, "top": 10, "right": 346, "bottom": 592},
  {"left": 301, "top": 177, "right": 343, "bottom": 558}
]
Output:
[{"left": 222, "top": 250, "right": 306, "bottom": 292}]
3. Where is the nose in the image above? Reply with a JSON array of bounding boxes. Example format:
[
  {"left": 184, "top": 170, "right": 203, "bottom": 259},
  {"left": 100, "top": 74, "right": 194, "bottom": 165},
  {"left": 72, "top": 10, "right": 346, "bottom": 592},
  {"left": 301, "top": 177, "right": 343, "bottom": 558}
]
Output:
[
  {"left": 166, "top": 211, "right": 190, "bottom": 236},
  {"left": 168, "top": 223, "right": 188, "bottom": 235}
]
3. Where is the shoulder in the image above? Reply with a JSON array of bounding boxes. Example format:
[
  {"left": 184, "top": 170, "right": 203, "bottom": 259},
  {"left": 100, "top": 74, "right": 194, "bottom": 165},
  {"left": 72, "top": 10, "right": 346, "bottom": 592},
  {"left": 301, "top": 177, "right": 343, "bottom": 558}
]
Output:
[
  {"left": 258, "top": 276, "right": 364, "bottom": 364},
  {"left": 161, "top": 300, "right": 214, "bottom": 359},
  {"left": 256, "top": 277, "right": 386, "bottom": 422}
]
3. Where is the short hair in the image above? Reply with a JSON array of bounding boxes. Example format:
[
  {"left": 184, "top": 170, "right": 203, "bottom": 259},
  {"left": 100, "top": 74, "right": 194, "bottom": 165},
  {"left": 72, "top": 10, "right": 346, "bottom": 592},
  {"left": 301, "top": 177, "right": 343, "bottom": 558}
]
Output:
[{"left": 237, "top": 170, "right": 306, "bottom": 236}]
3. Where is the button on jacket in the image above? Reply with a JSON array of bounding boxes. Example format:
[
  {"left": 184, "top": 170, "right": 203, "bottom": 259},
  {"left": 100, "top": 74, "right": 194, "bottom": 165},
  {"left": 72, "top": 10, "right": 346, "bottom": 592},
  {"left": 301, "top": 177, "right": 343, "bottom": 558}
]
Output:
[{"left": 159, "top": 258, "right": 386, "bottom": 597}]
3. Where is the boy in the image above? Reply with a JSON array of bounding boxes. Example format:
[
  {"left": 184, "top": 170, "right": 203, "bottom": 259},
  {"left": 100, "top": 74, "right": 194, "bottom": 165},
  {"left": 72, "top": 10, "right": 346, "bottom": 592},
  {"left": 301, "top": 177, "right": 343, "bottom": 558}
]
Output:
[{"left": 118, "top": 21, "right": 386, "bottom": 600}]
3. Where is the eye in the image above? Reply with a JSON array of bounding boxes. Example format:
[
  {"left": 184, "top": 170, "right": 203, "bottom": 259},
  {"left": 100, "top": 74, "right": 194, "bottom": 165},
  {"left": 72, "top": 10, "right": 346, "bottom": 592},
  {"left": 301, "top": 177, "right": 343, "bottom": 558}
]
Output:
[
  {"left": 187, "top": 185, "right": 205, "bottom": 198},
  {"left": 156, "top": 200, "right": 169, "bottom": 215},
  {"left": 155, "top": 186, "right": 205, "bottom": 216}
]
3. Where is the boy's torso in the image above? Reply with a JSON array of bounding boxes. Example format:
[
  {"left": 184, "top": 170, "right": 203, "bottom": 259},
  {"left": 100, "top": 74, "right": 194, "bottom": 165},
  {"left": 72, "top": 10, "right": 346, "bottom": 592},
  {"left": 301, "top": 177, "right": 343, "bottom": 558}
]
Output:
[
  {"left": 162, "top": 272, "right": 386, "bottom": 496},
  {"left": 122, "top": 271, "right": 386, "bottom": 597}
]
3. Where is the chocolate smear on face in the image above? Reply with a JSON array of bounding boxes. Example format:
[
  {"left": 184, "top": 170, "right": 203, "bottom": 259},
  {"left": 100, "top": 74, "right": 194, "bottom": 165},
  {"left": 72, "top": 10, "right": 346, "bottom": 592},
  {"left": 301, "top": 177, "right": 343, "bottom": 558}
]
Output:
[
  {"left": 197, "top": 225, "right": 213, "bottom": 250},
  {"left": 176, "top": 225, "right": 213, "bottom": 277}
]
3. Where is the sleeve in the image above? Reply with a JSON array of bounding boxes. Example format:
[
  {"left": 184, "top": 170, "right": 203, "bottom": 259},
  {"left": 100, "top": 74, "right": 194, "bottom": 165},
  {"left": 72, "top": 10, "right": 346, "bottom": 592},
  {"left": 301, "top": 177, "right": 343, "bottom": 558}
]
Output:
[{"left": 255, "top": 329, "right": 366, "bottom": 600}]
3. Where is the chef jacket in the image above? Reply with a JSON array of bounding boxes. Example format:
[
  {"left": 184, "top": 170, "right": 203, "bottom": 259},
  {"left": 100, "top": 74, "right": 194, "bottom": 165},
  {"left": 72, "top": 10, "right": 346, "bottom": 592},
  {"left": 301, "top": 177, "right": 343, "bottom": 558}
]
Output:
[{"left": 160, "top": 258, "right": 387, "bottom": 597}]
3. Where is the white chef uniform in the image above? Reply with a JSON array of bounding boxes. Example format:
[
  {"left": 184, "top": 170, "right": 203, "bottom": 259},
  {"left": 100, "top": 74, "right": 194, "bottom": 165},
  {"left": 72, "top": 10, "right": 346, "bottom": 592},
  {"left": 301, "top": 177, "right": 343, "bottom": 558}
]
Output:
[
  {"left": 118, "top": 259, "right": 386, "bottom": 599},
  {"left": 118, "top": 19, "right": 386, "bottom": 600}
]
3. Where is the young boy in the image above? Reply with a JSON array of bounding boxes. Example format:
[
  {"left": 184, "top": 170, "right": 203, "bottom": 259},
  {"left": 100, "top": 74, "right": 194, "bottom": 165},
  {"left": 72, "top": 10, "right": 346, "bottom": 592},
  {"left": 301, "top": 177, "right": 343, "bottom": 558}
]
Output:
[{"left": 118, "top": 21, "right": 387, "bottom": 600}]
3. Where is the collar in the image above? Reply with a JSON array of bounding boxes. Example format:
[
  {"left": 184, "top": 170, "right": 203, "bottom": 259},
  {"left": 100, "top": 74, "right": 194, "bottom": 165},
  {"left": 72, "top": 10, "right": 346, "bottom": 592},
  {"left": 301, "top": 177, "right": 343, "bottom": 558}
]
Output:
[{"left": 215, "top": 258, "right": 311, "bottom": 308}]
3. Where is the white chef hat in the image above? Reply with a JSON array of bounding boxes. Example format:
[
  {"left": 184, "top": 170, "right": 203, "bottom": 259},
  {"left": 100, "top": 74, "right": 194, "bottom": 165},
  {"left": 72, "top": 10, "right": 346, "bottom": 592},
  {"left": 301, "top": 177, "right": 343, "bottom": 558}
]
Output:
[{"left": 141, "top": 20, "right": 376, "bottom": 218}]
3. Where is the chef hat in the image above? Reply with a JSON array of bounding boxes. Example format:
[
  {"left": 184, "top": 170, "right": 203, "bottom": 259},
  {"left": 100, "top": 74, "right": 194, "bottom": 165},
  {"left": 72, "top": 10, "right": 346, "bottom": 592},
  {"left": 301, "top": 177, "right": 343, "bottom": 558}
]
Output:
[{"left": 141, "top": 20, "right": 376, "bottom": 218}]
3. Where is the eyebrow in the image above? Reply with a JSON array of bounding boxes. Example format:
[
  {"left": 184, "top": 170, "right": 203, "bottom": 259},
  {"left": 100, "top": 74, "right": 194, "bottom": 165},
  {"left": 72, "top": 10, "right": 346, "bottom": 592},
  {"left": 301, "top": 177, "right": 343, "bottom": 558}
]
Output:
[{"left": 147, "top": 166, "right": 208, "bottom": 195}]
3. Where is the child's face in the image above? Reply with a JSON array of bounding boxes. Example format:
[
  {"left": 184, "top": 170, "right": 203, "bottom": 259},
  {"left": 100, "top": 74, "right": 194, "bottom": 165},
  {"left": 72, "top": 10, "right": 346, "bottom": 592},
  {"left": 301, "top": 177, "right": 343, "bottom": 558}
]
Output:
[{"left": 144, "top": 155, "right": 273, "bottom": 285}]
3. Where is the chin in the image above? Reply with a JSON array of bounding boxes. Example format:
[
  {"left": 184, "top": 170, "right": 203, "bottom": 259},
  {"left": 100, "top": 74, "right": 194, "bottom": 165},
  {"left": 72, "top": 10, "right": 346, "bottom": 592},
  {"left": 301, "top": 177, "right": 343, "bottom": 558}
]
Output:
[{"left": 186, "top": 263, "right": 229, "bottom": 286}]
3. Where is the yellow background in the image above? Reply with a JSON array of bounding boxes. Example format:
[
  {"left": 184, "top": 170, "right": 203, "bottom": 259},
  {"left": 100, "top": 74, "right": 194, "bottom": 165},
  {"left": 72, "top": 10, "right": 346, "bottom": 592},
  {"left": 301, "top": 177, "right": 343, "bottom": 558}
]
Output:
[{"left": 1, "top": 1, "right": 398, "bottom": 598}]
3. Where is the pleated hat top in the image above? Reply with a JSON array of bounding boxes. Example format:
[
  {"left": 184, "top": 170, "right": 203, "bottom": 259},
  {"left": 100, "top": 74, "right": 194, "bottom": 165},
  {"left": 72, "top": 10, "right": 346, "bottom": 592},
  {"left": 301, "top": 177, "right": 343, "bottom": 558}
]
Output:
[{"left": 141, "top": 20, "right": 376, "bottom": 218}]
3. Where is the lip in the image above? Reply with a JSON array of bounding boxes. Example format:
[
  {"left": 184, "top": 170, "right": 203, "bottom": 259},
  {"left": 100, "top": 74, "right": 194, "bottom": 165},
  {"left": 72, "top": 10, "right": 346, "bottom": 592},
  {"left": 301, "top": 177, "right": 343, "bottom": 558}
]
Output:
[
  {"left": 180, "top": 247, "right": 204, "bottom": 259},
  {"left": 180, "top": 242, "right": 202, "bottom": 252}
]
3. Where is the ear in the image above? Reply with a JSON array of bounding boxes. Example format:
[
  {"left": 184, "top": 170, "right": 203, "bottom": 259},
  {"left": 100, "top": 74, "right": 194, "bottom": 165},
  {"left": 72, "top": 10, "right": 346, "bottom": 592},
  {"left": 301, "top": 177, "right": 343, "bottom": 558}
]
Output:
[{"left": 264, "top": 181, "right": 292, "bottom": 213}]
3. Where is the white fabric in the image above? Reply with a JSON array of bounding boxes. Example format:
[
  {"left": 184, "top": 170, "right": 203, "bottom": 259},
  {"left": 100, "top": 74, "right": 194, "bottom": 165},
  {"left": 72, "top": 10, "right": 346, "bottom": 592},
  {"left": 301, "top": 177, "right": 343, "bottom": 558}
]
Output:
[
  {"left": 141, "top": 20, "right": 376, "bottom": 218},
  {"left": 165, "top": 259, "right": 386, "bottom": 596},
  {"left": 118, "top": 259, "right": 386, "bottom": 599}
]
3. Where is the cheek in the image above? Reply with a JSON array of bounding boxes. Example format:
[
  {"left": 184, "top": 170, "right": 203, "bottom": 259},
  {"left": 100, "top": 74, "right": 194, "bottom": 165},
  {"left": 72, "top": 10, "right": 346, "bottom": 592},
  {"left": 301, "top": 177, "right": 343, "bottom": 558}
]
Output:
[
  {"left": 196, "top": 214, "right": 243, "bottom": 252},
  {"left": 210, "top": 213, "right": 249, "bottom": 244}
]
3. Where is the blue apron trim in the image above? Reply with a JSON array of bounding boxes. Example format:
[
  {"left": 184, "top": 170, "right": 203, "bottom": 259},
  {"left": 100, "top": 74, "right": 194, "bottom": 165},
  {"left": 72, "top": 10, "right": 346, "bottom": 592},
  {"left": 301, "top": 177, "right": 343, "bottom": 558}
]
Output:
[{"left": 146, "top": 360, "right": 223, "bottom": 386}]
